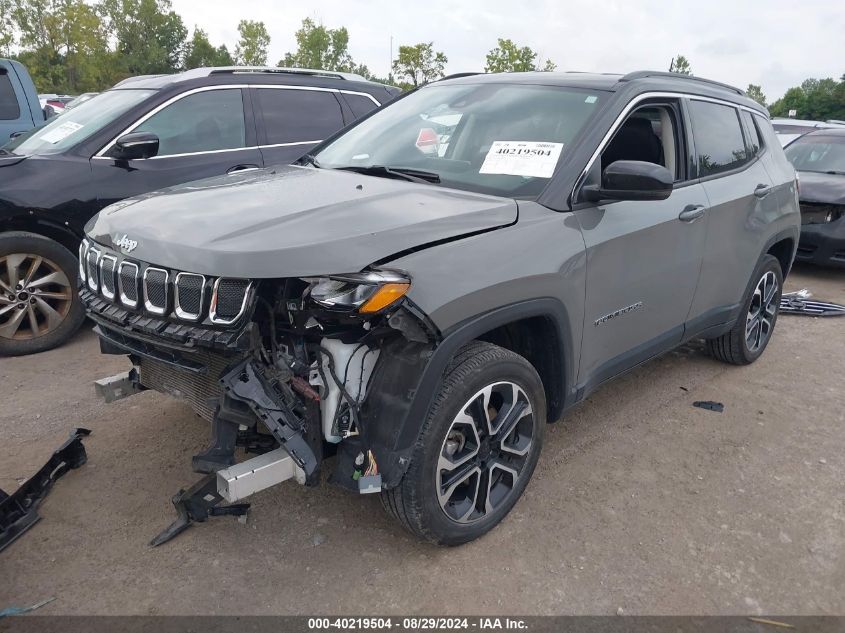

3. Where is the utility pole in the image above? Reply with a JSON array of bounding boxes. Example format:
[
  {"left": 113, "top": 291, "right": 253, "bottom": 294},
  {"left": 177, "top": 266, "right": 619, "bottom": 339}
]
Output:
[{"left": 389, "top": 35, "right": 393, "bottom": 83}]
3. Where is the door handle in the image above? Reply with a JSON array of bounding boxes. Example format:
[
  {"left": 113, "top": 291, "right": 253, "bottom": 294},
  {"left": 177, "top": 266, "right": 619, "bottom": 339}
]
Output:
[
  {"left": 227, "top": 164, "right": 261, "bottom": 174},
  {"left": 754, "top": 184, "right": 772, "bottom": 198},
  {"left": 678, "top": 204, "right": 706, "bottom": 222}
]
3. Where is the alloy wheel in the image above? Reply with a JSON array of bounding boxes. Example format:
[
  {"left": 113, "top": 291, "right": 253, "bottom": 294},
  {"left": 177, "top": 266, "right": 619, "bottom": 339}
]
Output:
[
  {"left": 746, "top": 270, "right": 779, "bottom": 353},
  {"left": 0, "top": 253, "right": 73, "bottom": 341},
  {"left": 436, "top": 381, "right": 535, "bottom": 524}
]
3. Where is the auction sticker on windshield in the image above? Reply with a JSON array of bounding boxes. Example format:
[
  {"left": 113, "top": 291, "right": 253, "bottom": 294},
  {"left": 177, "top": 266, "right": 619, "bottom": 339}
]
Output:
[
  {"left": 480, "top": 141, "right": 564, "bottom": 178},
  {"left": 40, "top": 121, "right": 83, "bottom": 144}
]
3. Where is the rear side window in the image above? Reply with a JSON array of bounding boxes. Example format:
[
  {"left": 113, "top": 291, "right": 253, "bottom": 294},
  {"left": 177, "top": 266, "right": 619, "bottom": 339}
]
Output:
[
  {"left": 689, "top": 100, "right": 748, "bottom": 177},
  {"left": 0, "top": 72, "right": 22, "bottom": 120},
  {"left": 344, "top": 93, "right": 379, "bottom": 119},
  {"left": 257, "top": 88, "right": 344, "bottom": 145},
  {"left": 740, "top": 110, "right": 762, "bottom": 156},
  {"left": 134, "top": 89, "right": 246, "bottom": 157}
]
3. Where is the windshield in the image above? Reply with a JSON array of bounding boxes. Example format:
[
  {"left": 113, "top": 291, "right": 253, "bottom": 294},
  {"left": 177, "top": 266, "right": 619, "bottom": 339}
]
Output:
[
  {"left": 784, "top": 134, "right": 845, "bottom": 174},
  {"left": 314, "top": 83, "right": 604, "bottom": 198},
  {"left": 4, "top": 89, "right": 155, "bottom": 156}
]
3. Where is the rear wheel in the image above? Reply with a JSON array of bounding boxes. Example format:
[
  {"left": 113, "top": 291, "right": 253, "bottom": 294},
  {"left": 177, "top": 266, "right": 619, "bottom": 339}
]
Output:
[
  {"left": 707, "top": 254, "right": 783, "bottom": 365},
  {"left": 382, "top": 341, "right": 545, "bottom": 545},
  {"left": 0, "top": 232, "right": 85, "bottom": 356}
]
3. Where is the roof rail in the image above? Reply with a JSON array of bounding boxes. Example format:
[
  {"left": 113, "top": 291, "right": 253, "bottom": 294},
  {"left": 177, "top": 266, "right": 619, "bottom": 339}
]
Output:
[
  {"left": 112, "top": 74, "right": 166, "bottom": 88},
  {"left": 437, "top": 72, "right": 485, "bottom": 82},
  {"left": 616, "top": 71, "right": 745, "bottom": 96},
  {"left": 178, "top": 66, "right": 367, "bottom": 82}
]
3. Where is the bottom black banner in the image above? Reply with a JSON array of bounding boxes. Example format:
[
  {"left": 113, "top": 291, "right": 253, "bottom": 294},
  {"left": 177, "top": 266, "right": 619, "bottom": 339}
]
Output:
[{"left": 0, "top": 616, "right": 841, "bottom": 633}]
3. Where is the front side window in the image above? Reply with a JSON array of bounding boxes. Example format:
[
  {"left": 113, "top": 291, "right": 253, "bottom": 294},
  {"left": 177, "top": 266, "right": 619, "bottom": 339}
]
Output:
[
  {"left": 599, "top": 104, "right": 682, "bottom": 181},
  {"left": 258, "top": 88, "right": 344, "bottom": 145},
  {"left": 5, "top": 89, "right": 156, "bottom": 155},
  {"left": 784, "top": 134, "right": 845, "bottom": 175},
  {"left": 315, "top": 83, "right": 604, "bottom": 199},
  {"left": 689, "top": 100, "right": 748, "bottom": 177},
  {"left": 0, "top": 72, "right": 21, "bottom": 120},
  {"left": 132, "top": 89, "right": 246, "bottom": 157}
]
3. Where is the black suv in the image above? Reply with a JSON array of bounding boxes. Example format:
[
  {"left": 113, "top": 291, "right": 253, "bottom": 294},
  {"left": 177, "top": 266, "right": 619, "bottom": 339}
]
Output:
[{"left": 0, "top": 66, "right": 398, "bottom": 355}]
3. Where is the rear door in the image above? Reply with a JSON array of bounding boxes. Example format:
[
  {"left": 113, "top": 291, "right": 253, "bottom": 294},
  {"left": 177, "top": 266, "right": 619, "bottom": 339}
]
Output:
[
  {"left": 254, "top": 86, "right": 348, "bottom": 166},
  {"left": 685, "top": 99, "right": 779, "bottom": 322},
  {"left": 91, "top": 86, "right": 263, "bottom": 208}
]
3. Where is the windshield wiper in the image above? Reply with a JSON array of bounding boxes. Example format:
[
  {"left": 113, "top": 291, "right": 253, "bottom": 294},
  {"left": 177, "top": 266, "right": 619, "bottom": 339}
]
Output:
[
  {"left": 333, "top": 165, "right": 441, "bottom": 184},
  {"left": 298, "top": 154, "right": 322, "bottom": 168}
]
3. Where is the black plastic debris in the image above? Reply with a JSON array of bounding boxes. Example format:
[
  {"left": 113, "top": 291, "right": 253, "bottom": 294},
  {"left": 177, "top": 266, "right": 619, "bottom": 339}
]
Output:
[
  {"left": 0, "top": 428, "right": 90, "bottom": 552},
  {"left": 693, "top": 401, "right": 724, "bottom": 413},
  {"left": 780, "top": 289, "right": 845, "bottom": 317}
]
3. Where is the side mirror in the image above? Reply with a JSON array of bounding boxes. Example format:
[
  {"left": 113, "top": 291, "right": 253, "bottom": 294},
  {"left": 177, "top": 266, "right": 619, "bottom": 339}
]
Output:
[
  {"left": 113, "top": 132, "right": 160, "bottom": 160},
  {"left": 583, "top": 160, "right": 673, "bottom": 202}
]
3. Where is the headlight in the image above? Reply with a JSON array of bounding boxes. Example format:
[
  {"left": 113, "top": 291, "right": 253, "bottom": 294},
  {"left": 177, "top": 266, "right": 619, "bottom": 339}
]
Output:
[{"left": 305, "top": 270, "right": 411, "bottom": 314}]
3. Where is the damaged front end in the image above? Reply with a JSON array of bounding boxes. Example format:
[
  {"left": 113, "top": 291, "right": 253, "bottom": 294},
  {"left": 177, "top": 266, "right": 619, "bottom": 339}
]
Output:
[{"left": 80, "top": 239, "right": 439, "bottom": 542}]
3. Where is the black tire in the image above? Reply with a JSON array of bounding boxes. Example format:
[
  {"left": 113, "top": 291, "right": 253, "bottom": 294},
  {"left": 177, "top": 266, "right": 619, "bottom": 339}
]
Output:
[
  {"left": 382, "top": 341, "right": 546, "bottom": 545},
  {"left": 706, "top": 254, "right": 783, "bottom": 365},
  {"left": 0, "top": 231, "right": 85, "bottom": 356}
]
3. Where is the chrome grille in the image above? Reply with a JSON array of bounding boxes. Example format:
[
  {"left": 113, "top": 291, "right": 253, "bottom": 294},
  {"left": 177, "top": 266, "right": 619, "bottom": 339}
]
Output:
[
  {"left": 78, "top": 240, "right": 88, "bottom": 283},
  {"left": 210, "top": 278, "right": 251, "bottom": 324},
  {"left": 86, "top": 248, "right": 100, "bottom": 291},
  {"left": 143, "top": 267, "right": 169, "bottom": 315},
  {"left": 118, "top": 261, "right": 139, "bottom": 308},
  {"left": 100, "top": 255, "right": 117, "bottom": 299},
  {"left": 175, "top": 273, "right": 205, "bottom": 321}
]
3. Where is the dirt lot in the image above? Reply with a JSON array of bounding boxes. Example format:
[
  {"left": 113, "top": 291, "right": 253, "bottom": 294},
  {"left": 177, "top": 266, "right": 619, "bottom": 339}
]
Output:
[{"left": 1, "top": 264, "right": 843, "bottom": 615}]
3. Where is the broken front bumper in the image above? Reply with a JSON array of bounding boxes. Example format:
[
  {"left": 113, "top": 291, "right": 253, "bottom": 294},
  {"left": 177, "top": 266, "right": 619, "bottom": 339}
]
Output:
[{"left": 796, "top": 215, "right": 845, "bottom": 268}]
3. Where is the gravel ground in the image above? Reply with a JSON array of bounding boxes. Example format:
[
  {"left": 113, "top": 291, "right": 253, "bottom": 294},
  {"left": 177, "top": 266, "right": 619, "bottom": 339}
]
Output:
[{"left": 1, "top": 264, "right": 843, "bottom": 615}]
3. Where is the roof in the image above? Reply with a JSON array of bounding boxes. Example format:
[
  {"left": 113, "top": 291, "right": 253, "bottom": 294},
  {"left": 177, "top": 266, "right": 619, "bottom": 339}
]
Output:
[
  {"left": 435, "top": 70, "right": 762, "bottom": 111},
  {"left": 771, "top": 118, "right": 845, "bottom": 128},
  {"left": 800, "top": 128, "right": 845, "bottom": 137},
  {"left": 112, "top": 66, "right": 375, "bottom": 90}
]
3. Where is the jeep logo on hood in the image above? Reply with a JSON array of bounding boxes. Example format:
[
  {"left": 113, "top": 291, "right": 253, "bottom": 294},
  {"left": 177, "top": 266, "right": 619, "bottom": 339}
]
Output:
[{"left": 114, "top": 234, "right": 138, "bottom": 253}]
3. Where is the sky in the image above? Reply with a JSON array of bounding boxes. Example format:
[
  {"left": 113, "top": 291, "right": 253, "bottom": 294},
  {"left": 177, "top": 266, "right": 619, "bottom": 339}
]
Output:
[{"left": 170, "top": 0, "right": 845, "bottom": 102}]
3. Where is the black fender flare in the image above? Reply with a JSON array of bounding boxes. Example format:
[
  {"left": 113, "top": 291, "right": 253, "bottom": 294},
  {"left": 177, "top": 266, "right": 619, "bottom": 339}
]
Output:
[{"left": 360, "top": 297, "right": 574, "bottom": 488}]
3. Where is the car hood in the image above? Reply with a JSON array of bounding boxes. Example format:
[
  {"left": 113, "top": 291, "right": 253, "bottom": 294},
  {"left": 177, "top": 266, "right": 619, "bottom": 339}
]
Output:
[
  {"left": 798, "top": 171, "right": 845, "bottom": 205},
  {"left": 85, "top": 165, "right": 518, "bottom": 278}
]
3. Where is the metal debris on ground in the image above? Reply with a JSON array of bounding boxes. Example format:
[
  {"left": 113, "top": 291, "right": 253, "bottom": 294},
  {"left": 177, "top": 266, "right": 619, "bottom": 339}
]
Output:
[
  {"left": 0, "top": 597, "right": 56, "bottom": 618},
  {"left": 0, "top": 428, "right": 91, "bottom": 552},
  {"left": 780, "top": 289, "right": 845, "bottom": 317},
  {"left": 693, "top": 401, "right": 725, "bottom": 413}
]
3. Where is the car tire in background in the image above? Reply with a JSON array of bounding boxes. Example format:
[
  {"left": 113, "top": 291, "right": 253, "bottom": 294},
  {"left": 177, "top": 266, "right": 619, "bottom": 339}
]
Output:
[
  {"left": 0, "top": 231, "right": 85, "bottom": 356},
  {"left": 707, "top": 254, "right": 784, "bottom": 365},
  {"left": 382, "top": 341, "right": 545, "bottom": 545}
]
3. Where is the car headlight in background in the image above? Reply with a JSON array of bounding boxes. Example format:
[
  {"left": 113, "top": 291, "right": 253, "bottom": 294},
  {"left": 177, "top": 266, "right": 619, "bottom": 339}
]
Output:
[{"left": 305, "top": 270, "right": 411, "bottom": 314}]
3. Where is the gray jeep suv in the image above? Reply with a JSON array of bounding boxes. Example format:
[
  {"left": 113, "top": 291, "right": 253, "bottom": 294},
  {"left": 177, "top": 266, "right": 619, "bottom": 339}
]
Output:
[{"left": 81, "top": 71, "right": 800, "bottom": 545}]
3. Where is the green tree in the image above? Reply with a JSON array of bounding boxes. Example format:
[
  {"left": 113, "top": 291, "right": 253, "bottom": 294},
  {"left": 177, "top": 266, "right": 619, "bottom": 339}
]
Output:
[
  {"left": 669, "top": 54, "right": 691, "bottom": 75},
  {"left": 12, "top": 0, "right": 111, "bottom": 92},
  {"left": 234, "top": 19, "right": 269, "bottom": 66},
  {"left": 183, "top": 27, "right": 233, "bottom": 69},
  {"left": 745, "top": 83, "right": 766, "bottom": 107},
  {"left": 0, "top": 0, "right": 15, "bottom": 57},
  {"left": 99, "top": 0, "right": 187, "bottom": 76},
  {"left": 392, "top": 42, "right": 447, "bottom": 88},
  {"left": 769, "top": 77, "right": 845, "bottom": 120},
  {"left": 280, "top": 18, "right": 353, "bottom": 71},
  {"left": 484, "top": 38, "right": 555, "bottom": 73}
]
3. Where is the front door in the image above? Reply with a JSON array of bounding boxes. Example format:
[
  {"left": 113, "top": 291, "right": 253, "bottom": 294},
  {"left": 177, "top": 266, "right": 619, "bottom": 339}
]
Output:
[
  {"left": 574, "top": 100, "right": 708, "bottom": 390},
  {"left": 90, "top": 87, "right": 263, "bottom": 209}
]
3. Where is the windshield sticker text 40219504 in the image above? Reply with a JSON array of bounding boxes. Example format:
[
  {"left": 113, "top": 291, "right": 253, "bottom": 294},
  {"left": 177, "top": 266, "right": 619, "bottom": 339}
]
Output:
[{"left": 479, "top": 141, "right": 564, "bottom": 178}]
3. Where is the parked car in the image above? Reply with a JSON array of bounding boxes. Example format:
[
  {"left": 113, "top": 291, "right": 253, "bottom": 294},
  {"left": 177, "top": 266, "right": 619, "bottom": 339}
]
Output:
[
  {"left": 783, "top": 128, "right": 845, "bottom": 267},
  {"left": 0, "top": 66, "right": 399, "bottom": 355},
  {"left": 64, "top": 92, "right": 98, "bottom": 111},
  {"left": 80, "top": 70, "right": 800, "bottom": 545},
  {"left": 0, "top": 60, "right": 44, "bottom": 140},
  {"left": 771, "top": 117, "right": 845, "bottom": 147}
]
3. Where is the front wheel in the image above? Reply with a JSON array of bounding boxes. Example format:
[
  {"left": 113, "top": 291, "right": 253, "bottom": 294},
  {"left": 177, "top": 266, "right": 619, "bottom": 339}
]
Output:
[
  {"left": 382, "top": 341, "right": 546, "bottom": 545},
  {"left": 707, "top": 254, "right": 783, "bottom": 365},
  {"left": 0, "top": 231, "right": 85, "bottom": 356}
]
